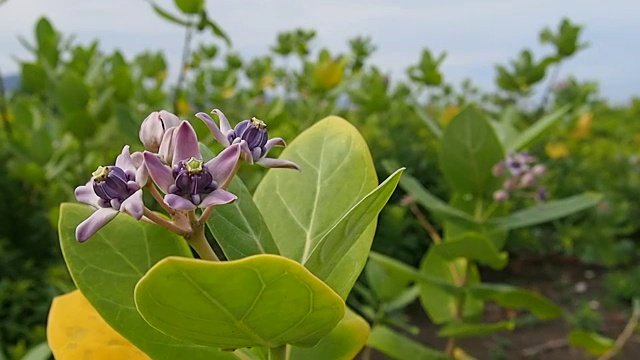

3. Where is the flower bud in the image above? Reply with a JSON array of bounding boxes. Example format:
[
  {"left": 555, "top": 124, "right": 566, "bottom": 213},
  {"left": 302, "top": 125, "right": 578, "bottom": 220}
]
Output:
[
  {"left": 493, "top": 190, "right": 509, "bottom": 202},
  {"left": 139, "top": 110, "right": 181, "bottom": 152}
]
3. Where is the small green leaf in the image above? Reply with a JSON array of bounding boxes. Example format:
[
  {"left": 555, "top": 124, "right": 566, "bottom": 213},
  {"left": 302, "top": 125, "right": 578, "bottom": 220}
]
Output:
[
  {"left": 200, "top": 145, "right": 279, "bottom": 259},
  {"left": 438, "top": 321, "right": 515, "bottom": 338},
  {"left": 20, "top": 62, "right": 47, "bottom": 94},
  {"left": 469, "top": 283, "right": 562, "bottom": 320},
  {"left": 506, "top": 105, "right": 570, "bottom": 152},
  {"left": 434, "top": 233, "right": 508, "bottom": 270},
  {"left": 367, "top": 325, "right": 449, "bottom": 360},
  {"left": 148, "top": 2, "right": 189, "bottom": 26},
  {"left": 20, "top": 342, "right": 50, "bottom": 360},
  {"left": 134, "top": 255, "right": 345, "bottom": 349},
  {"left": 568, "top": 330, "right": 614, "bottom": 356},
  {"left": 410, "top": 99, "right": 442, "bottom": 138},
  {"left": 418, "top": 249, "right": 484, "bottom": 324},
  {"left": 174, "top": 0, "right": 204, "bottom": 14},
  {"left": 254, "top": 116, "right": 380, "bottom": 298},
  {"left": 289, "top": 308, "right": 369, "bottom": 360},
  {"left": 489, "top": 192, "right": 602, "bottom": 229},
  {"left": 440, "top": 105, "right": 504, "bottom": 196},
  {"left": 59, "top": 203, "right": 233, "bottom": 360},
  {"left": 57, "top": 71, "right": 90, "bottom": 114}
]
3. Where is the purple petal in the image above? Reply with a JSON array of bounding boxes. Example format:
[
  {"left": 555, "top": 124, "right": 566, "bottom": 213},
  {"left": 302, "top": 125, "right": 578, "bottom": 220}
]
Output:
[
  {"left": 75, "top": 182, "right": 100, "bottom": 207},
  {"left": 131, "top": 151, "right": 149, "bottom": 186},
  {"left": 121, "top": 189, "right": 144, "bottom": 219},
  {"left": 172, "top": 121, "right": 201, "bottom": 165},
  {"left": 204, "top": 143, "right": 241, "bottom": 185},
  {"left": 158, "top": 127, "right": 176, "bottom": 165},
  {"left": 256, "top": 157, "right": 301, "bottom": 170},
  {"left": 115, "top": 145, "right": 136, "bottom": 173},
  {"left": 264, "top": 137, "right": 286, "bottom": 154},
  {"left": 211, "top": 109, "right": 232, "bottom": 134},
  {"left": 196, "top": 112, "right": 230, "bottom": 147},
  {"left": 239, "top": 140, "right": 254, "bottom": 164},
  {"left": 199, "top": 189, "right": 237, "bottom": 208},
  {"left": 164, "top": 194, "right": 197, "bottom": 211},
  {"left": 76, "top": 207, "right": 119, "bottom": 242},
  {"left": 143, "top": 151, "right": 174, "bottom": 193}
]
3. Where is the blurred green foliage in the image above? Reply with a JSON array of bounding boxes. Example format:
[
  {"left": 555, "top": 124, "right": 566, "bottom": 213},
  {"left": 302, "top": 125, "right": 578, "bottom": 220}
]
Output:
[{"left": 0, "top": 5, "right": 638, "bottom": 358}]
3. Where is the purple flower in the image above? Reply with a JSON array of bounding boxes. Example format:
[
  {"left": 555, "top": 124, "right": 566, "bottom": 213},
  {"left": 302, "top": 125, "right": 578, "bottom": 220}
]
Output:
[
  {"left": 139, "top": 110, "right": 181, "bottom": 152},
  {"left": 74, "top": 146, "right": 144, "bottom": 242},
  {"left": 493, "top": 189, "right": 509, "bottom": 202},
  {"left": 195, "top": 109, "right": 300, "bottom": 170},
  {"left": 505, "top": 152, "right": 536, "bottom": 177},
  {"left": 143, "top": 121, "right": 240, "bottom": 211}
]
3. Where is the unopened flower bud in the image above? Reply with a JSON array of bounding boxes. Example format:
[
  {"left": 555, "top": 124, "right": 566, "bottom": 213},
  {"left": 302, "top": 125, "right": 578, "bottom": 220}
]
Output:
[
  {"left": 519, "top": 172, "right": 536, "bottom": 188},
  {"left": 492, "top": 162, "right": 506, "bottom": 177},
  {"left": 535, "top": 187, "right": 548, "bottom": 202},
  {"left": 532, "top": 164, "right": 546, "bottom": 177},
  {"left": 493, "top": 190, "right": 509, "bottom": 202},
  {"left": 139, "top": 110, "right": 181, "bottom": 152}
]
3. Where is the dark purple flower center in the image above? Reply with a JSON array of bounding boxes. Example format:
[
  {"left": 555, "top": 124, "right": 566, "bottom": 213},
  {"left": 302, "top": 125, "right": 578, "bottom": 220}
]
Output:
[
  {"left": 92, "top": 166, "right": 137, "bottom": 208},
  {"left": 229, "top": 118, "right": 268, "bottom": 154},
  {"left": 169, "top": 157, "right": 217, "bottom": 205}
]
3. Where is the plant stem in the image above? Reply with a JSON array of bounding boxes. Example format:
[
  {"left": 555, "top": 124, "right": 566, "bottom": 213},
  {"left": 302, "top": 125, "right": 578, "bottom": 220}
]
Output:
[
  {"left": 173, "top": 22, "right": 194, "bottom": 114},
  {"left": 268, "top": 345, "right": 287, "bottom": 360},
  {"left": 598, "top": 299, "right": 640, "bottom": 360},
  {"left": 143, "top": 208, "right": 189, "bottom": 236},
  {"left": 446, "top": 259, "right": 469, "bottom": 357},
  {"left": 145, "top": 183, "right": 175, "bottom": 215},
  {"left": 185, "top": 226, "right": 220, "bottom": 261}
]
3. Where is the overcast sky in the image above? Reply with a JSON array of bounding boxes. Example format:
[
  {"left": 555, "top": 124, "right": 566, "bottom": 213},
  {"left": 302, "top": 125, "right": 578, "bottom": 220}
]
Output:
[{"left": 0, "top": 0, "right": 637, "bottom": 103}]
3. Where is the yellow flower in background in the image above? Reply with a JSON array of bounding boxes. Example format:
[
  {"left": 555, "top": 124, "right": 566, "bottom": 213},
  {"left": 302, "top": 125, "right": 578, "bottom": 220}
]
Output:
[
  {"left": 157, "top": 71, "right": 167, "bottom": 82},
  {"left": 175, "top": 98, "right": 191, "bottom": 115},
  {"left": 260, "top": 74, "right": 274, "bottom": 89},
  {"left": 440, "top": 105, "right": 459, "bottom": 126},
  {"left": 571, "top": 111, "right": 593, "bottom": 140},
  {"left": 222, "top": 87, "right": 236, "bottom": 99},
  {"left": 545, "top": 142, "right": 569, "bottom": 159},
  {"left": 313, "top": 58, "right": 345, "bottom": 91}
]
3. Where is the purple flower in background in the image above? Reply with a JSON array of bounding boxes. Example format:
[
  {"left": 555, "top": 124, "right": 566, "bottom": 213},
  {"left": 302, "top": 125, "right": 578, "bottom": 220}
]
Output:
[
  {"left": 74, "top": 146, "right": 144, "bottom": 242},
  {"left": 505, "top": 152, "right": 536, "bottom": 176},
  {"left": 195, "top": 109, "right": 300, "bottom": 170},
  {"left": 492, "top": 151, "right": 548, "bottom": 203},
  {"left": 144, "top": 121, "right": 240, "bottom": 211},
  {"left": 139, "top": 110, "right": 181, "bottom": 152}
]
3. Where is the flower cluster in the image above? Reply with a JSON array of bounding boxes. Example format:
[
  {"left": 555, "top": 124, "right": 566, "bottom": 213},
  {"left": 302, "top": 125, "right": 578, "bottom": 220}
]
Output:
[
  {"left": 492, "top": 152, "right": 547, "bottom": 203},
  {"left": 74, "top": 109, "right": 299, "bottom": 244}
]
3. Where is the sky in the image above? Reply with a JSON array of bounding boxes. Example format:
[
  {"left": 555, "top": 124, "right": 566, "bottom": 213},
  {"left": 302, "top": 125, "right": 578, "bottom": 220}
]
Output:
[{"left": 0, "top": 0, "right": 637, "bottom": 103}]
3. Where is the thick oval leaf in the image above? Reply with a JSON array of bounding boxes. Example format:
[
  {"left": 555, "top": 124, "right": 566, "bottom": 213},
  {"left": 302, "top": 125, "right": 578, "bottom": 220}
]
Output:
[
  {"left": 59, "top": 203, "right": 233, "bottom": 360},
  {"left": 434, "top": 233, "right": 508, "bottom": 270},
  {"left": 418, "top": 249, "right": 483, "bottom": 324},
  {"left": 200, "top": 144, "right": 279, "bottom": 259},
  {"left": 568, "top": 330, "right": 614, "bottom": 356},
  {"left": 469, "top": 284, "right": 563, "bottom": 320},
  {"left": 48, "top": 290, "right": 150, "bottom": 360},
  {"left": 304, "top": 169, "right": 404, "bottom": 296},
  {"left": 135, "top": 255, "right": 345, "bottom": 349},
  {"left": 253, "top": 116, "right": 379, "bottom": 296},
  {"left": 489, "top": 192, "right": 603, "bottom": 229},
  {"left": 289, "top": 308, "right": 369, "bottom": 360},
  {"left": 439, "top": 106, "right": 504, "bottom": 196},
  {"left": 367, "top": 325, "right": 449, "bottom": 360}
]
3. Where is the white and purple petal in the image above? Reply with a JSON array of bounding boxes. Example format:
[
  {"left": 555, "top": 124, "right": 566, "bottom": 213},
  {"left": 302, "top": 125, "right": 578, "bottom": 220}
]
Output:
[
  {"left": 143, "top": 151, "right": 174, "bottom": 193},
  {"left": 121, "top": 189, "right": 144, "bottom": 220},
  {"left": 198, "top": 189, "right": 237, "bottom": 208},
  {"left": 256, "top": 157, "right": 301, "bottom": 170},
  {"left": 75, "top": 207, "right": 119, "bottom": 242},
  {"left": 196, "top": 112, "right": 230, "bottom": 147},
  {"left": 75, "top": 182, "right": 101, "bottom": 208},
  {"left": 204, "top": 143, "right": 242, "bottom": 185},
  {"left": 164, "top": 194, "right": 197, "bottom": 211},
  {"left": 211, "top": 109, "right": 233, "bottom": 135},
  {"left": 172, "top": 121, "right": 202, "bottom": 166}
]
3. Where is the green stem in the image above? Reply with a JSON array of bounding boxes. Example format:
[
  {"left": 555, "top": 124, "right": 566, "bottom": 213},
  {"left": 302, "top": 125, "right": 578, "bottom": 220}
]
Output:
[
  {"left": 185, "top": 225, "right": 219, "bottom": 261},
  {"left": 143, "top": 208, "right": 189, "bottom": 236},
  {"left": 268, "top": 345, "right": 287, "bottom": 360}
]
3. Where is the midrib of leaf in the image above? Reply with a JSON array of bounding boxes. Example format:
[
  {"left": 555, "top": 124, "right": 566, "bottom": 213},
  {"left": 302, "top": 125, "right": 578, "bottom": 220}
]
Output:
[
  {"left": 460, "top": 120, "right": 485, "bottom": 195},
  {"left": 301, "top": 132, "right": 327, "bottom": 263}
]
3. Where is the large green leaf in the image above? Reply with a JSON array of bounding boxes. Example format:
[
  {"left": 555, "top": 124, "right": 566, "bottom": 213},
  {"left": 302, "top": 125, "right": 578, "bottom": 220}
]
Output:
[
  {"left": 469, "top": 283, "right": 562, "bottom": 319},
  {"left": 489, "top": 192, "right": 602, "bottom": 229},
  {"left": 134, "top": 255, "right": 345, "bottom": 349},
  {"left": 434, "top": 233, "right": 508, "bottom": 270},
  {"left": 418, "top": 249, "right": 484, "bottom": 324},
  {"left": 58, "top": 203, "right": 234, "bottom": 360},
  {"left": 439, "top": 106, "right": 504, "bottom": 196},
  {"left": 289, "top": 308, "right": 369, "bottom": 360},
  {"left": 506, "top": 105, "right": 570, "bottom": 152},
  {"left": 201, "top": 145, "right": 279, "bottom": 259},
  {"left": 367, "top": 325, "right": 449, "bottom": 360},
  {"left": 304, "top": 169, "right": 403, "bottom": 295},
  {"left": 253, "top": 116, "right": 380, "bottom": 297}
]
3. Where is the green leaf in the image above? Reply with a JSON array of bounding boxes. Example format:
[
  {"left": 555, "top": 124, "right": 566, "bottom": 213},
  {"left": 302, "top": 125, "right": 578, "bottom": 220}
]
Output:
[
  {"left": 134, "top": 255, "right": 345, "bottom": 349},
  {"left": 289, "top": 308, "right": 369, "bottom": 360},
  {"left": 418, "top": 249, "right": 484, "bottom": 324},
  {"left": 489, "top": 192, "right": 602, "bottom": 229},
  {"left": 20, "top": 342, "right": 50, "bottom": 360},
  {"left": 469, "top": 283, "right": 563, "bottom": 320},
  {"left": 35, "top": 17, "right": 59, "bottom": 66},
  {"left": 434, "top": 233, "right": 508, "bottom": 270},
  {"left": 368, "top": 251, "right": 462, "bottom": 296},
  {"left": 57, "top": 71, "right": 90, "bottom": 114},
  {"left": 20, "top": 62, "right": 47, "bottom": 94},
  {"left": 568, "top": 330, "right": 614, "bottom": 356},
  {"left": 304, "top": 169, "right": 404, "bottom": 295},
  {"left": 506, "top": 105, "right": 570, "bottom": 152},
  {"left": 438, "top": 321, "right": 514, "bottom": 338},
  {"left": 58, "top": 203, "right": 234, "bottom": 360},
  {"left": 387, "top": 162, "right": 476, "bottom": 224},
  {"left": 204, "top": 15, "right": 232, "bottom": 46},
  {"left": 253, "top": 116, "right": 381, "bottom": 298},
  {"left": 200, "top": 145, "right": 279, "bottom": 259},
  {"left": 366, "top": 258, "right": 414, "bottom": 303},
  {"left": 148, "top": 1, "right": 189, "bottom": 26},
  {"left": 410, "top": 100, "right": 442, "bottom": 138},
  {"left": 439, "top": 105, "right": 504, "bottom": 196},
  {"left": 174, "top": 0, "right": 204, "bottom": 14},
  {"left": 367, "top": 325, "right": 449, "bottom": 360}
]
